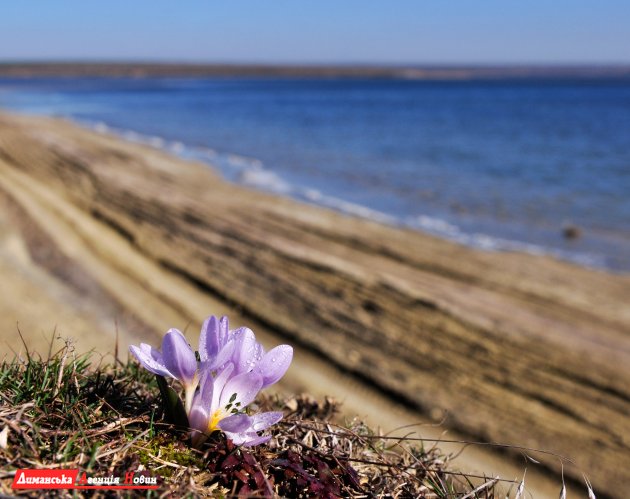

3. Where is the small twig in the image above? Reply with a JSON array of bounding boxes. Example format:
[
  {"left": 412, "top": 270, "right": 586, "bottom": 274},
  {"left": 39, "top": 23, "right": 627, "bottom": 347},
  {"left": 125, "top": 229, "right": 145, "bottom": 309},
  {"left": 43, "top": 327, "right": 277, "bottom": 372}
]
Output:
[
  {"left": 460, "top": 477, "right": 499, "bottom": 499},
  {"left": 114, "top": 320, "right": 120, "bottom": 371},
  {"left": 15, "top": 323, "right": 31, "bottom": 363},
  {"left": 282, "top": 420, "right": 575, "bottom": 465},
  {"left": 53, "top": 339, "right": 72, "bottom": 399},
  {"left": 249, "top": 452, "right": 275, "bottom": 497}
]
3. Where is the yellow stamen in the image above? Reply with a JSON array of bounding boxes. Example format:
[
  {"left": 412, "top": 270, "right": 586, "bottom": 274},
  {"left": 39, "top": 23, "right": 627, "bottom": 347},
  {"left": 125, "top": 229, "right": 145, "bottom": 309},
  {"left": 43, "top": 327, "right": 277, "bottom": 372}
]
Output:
[{"left": 208, "top": 409, "right": 224, "bottom": 432}]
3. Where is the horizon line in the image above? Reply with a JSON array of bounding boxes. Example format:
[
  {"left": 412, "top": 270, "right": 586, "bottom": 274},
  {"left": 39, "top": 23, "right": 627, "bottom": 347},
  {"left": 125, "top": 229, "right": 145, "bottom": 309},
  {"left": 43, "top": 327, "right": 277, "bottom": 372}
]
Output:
[{"left": 1, "top": 61, "right": 630, "bottom": 80}]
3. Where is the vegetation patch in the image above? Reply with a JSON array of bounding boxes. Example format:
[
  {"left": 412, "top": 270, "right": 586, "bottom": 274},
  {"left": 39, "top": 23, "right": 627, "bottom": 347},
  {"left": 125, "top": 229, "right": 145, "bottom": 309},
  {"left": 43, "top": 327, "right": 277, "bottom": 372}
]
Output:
[{"left": 0, "top": 336, "right": 508, "bottom": 497}]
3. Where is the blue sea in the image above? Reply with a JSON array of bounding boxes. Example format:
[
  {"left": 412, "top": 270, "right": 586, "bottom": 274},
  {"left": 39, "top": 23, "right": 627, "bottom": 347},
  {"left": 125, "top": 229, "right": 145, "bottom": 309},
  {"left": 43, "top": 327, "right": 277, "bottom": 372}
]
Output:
[{"left": 1, "top": 76, "right": 629, "bottom": 271}]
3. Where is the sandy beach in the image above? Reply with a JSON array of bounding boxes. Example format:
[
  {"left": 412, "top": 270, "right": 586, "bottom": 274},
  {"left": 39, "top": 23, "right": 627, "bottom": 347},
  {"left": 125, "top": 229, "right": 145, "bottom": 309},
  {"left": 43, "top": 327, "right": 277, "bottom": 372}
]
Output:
[{"left": 1, "top": 112, "right": 629, "bottom": 497}]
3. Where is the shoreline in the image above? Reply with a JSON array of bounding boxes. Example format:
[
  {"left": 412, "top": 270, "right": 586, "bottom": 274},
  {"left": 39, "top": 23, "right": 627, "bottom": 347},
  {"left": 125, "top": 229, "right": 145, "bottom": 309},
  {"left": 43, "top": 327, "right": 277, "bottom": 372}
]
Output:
[
  {"left": 1, "top": 111, "right": 629, "bottom": 496},
  {"left": 23, "top": 111, "right": 626, "bottom": 274}
]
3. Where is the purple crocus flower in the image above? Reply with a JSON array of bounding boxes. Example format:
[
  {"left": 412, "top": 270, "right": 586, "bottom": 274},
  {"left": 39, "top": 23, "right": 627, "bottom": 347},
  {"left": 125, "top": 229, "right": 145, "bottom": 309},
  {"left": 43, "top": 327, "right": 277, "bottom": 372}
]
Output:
[
  {"left": 131, "top": 314, "right": 293, "bottom": 447},
  {"left": 189, "top": 363, "right": 264, "bottom": 447},
  {"left": 218, "top": 322, "right": 293, "bottom": 388},
  {"left": 218, "top": 411, "right": 284, "bottom": 446},
  {"left": 256, "top": 344, "right": 293, "bottom": 389},
  {"left": 129, "top": 328, "right": 199, "bottom": 412},
  {"left": 199, "top": 315, "right": 233, "bottom": 367},
  {"left": 129, "top": 328, "right": 196, "bottom": 381},
  {"left": 129, "top": 322, "right": 234, "bottom": 413},
  {"left": 190, "top": 317, "right": 293, "bottom": 446}
]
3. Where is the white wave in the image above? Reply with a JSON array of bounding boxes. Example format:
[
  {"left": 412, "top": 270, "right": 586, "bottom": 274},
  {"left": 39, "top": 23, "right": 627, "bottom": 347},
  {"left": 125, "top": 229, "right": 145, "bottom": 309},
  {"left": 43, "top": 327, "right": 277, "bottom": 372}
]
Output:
[
  {"left": 408, "top": 214, "right": 604, "bottom": 268},
  {"left": 193, "top": 147, "right": 218, "bottom": 159},
  {"left": 238, "top": 168, "right": 292, "bottom": 194},
  {"left": 227, "top": 153, "right": 263, "bottom": 169},
  {"left": 148, "top": 136, "right": 165, "bottom": 148},
  {"left": 122, "top": 130, "right": 141, "bottom": 142},
  {"left": 301, "top": 189, "right": 397, "bottom": 225},
  {"left": 168, "top": 141, "right": 185, "bottom": 154},
  {"left": 110, "top": 127, "right": 167, "bottom": 150},
  {"left": 93, "top": 122, "right": 109, "bottom": 134},
  {"left": 414, "top": 215, "right": 460, "bottom": 237},
  {"left": 302, "top": 188, "right": 323, "bottom": 201}
]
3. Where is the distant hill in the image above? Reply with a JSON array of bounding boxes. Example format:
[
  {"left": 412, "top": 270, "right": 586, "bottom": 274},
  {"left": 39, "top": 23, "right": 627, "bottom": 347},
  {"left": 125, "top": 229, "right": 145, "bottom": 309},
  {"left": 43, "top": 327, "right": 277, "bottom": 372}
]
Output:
[{"left": 1, "top": 62, "right": 630, "bottom": 79}]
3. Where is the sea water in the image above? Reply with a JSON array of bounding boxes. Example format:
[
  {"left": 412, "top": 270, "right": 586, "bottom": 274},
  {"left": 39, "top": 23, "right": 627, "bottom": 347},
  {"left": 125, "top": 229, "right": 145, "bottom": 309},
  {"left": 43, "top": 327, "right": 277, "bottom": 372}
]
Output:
[{"left": 1, "top": 76, "right": 629, "bottom": 271}]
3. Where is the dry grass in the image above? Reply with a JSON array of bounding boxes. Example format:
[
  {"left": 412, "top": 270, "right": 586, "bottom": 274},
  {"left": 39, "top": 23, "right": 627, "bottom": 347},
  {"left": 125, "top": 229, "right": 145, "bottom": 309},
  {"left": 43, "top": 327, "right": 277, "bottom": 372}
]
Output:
[{"left": 0, "top": 334, "right": 571, "bottom": 498}]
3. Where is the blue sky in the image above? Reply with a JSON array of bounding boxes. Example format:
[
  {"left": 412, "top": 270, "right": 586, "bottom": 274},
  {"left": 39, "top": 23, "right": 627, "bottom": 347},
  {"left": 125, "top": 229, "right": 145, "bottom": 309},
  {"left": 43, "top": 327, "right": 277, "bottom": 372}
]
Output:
[{"left": 1, "top": 1, "right": 629, "bottom": 64}]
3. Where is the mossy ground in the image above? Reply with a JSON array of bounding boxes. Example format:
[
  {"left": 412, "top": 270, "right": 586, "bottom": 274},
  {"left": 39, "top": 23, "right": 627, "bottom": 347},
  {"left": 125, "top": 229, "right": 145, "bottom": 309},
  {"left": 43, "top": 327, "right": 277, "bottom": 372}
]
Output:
[{"left": 0, "top": 335, "right": 509, "bottom": 497}]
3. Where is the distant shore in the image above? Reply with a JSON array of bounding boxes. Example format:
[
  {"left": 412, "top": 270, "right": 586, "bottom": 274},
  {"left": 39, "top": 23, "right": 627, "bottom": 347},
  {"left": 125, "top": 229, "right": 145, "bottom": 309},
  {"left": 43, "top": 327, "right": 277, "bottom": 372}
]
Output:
[
  {"left": 1, "top": 112, "right": 629, "bottom": 496},
  {"left": 1, "top": 61, "right": 630, "bottom": 80}
]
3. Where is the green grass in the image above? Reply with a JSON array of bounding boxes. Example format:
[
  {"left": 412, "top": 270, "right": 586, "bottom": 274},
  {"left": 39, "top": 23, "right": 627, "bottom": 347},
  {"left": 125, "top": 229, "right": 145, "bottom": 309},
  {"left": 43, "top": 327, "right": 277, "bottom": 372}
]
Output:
[{"left": 0, "top": 335, "right": 505, "bottom": 498}]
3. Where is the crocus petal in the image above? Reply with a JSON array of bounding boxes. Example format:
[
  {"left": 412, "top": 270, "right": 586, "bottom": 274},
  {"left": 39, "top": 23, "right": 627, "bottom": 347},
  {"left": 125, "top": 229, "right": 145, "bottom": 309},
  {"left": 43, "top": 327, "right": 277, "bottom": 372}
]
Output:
[
  {"left": 223, "top": 431, "right": 249, "bottom": 446},
  {"left": 218, "top": 414, "right": 252, "bottom": 433},
  {"left": 230, "top": 328, "right": 263, "bottom": 374},
  {"left": 257, "top": 345, "right": 293, "bottom": 388},
  {"left": 161, "top": 329, "right": 197, "bottom": 385},
  {"left": 140, "top": 343, "right": 164, "bottom": 363},
  {"left": 199, "top": 316, "right": 221, "bottom": 362},
  {"left": 203, "top": 339, "right": 235, "bottom": 371},
  {"left": 188, "top": 393, "right": 212, "bottom": 447},
  {"left": 240, "top": 434, "right": 272, "bottom": 447},
  {"left": 129, "top": 344, "right": 173, "bottom": 378},
  {"left": 218, "top": 316, "right": 230, "bottom": 347},
  {"left": 198, "top": 362, "right": 234, "bottom": 412},
  {"left": 249, "top": 411, "right": 284, "bottom": 432},
  {"left": 220, "top": 370, "right": 263, "bottom": 409},
  {"left": 188, "top": 398, "right": 209, "bottom": 433}
]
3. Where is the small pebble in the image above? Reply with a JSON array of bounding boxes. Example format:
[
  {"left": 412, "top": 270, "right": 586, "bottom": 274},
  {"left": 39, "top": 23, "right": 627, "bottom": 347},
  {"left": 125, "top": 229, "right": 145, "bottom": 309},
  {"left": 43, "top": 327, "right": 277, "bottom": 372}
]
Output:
[{"left": 562, "top": 224, "right": 581, "bottom": 240}]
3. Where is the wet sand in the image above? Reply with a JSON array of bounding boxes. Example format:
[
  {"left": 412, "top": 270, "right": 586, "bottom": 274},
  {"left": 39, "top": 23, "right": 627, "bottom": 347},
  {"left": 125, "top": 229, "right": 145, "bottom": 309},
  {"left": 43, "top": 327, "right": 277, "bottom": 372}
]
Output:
[{"left": 0, "top": 112, "right": 628, "bottom": 497}]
